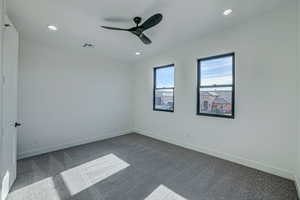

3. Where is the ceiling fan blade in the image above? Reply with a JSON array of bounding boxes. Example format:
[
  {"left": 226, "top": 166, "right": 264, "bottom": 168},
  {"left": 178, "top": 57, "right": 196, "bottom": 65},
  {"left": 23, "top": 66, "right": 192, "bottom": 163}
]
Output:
[
  {"left": 140, "top": 13, "right": 163, "bottom": 31},
  {"left": 101, "top": 26, "right": 129, "bottom": 31},
  {"left": 139, "top": 33, "right": 152, "bottom": 45}
]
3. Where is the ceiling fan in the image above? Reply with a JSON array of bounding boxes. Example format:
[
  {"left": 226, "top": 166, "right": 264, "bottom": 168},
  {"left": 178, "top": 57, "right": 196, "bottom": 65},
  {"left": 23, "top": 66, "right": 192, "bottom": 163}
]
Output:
[{"left": 101, "top": 13, "right": 163, "bottom": 45}]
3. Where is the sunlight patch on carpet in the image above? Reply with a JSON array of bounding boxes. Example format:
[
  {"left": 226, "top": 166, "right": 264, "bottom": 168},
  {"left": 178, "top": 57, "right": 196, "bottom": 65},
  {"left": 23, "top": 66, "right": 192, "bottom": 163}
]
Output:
[
  {"left": 61, "top": 153, "right": 130, "bottom": 195},
  {"left": 1, "top": 171, "right": 10, "bottom": 200},
  {"left": 7, "top": 177, "right": 62, "bottom": 200},
  {"left": 145, "top": 185, "right": 187, "bottom": 200}
]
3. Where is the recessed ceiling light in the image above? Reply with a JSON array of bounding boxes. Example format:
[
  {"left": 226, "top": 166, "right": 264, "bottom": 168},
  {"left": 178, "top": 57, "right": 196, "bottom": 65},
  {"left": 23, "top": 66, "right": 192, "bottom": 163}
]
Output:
[
  {"left": 223, "top": 9, "right": 233, "bottom": 16},
  {"left": 135, "top": 52, "right": 141, "bottom": 56},
  {"left": 48, "top": 25, "right": 58, "bottom": 31}
]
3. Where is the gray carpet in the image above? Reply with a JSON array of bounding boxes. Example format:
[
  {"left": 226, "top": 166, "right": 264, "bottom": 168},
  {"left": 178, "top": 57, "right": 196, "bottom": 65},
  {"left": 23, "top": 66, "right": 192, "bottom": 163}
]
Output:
[{"left": 8, "top": 133, "right": 298, "bottom": 200}]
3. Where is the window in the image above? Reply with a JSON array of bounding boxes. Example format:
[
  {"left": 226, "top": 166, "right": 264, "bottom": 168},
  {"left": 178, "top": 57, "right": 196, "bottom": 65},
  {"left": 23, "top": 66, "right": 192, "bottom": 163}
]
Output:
[
  {"left": 153, "top": 64, "right": 175, "bottom": 112},
  {"left": 197, "top": 53, "right": 235, "bottom": 118}
]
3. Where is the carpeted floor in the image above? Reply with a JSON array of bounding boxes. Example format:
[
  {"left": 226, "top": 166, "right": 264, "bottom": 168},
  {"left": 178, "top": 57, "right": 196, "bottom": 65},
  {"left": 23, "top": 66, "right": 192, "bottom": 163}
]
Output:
[{"left": 7, "top": 133, "right": 298, "bottom": 200}]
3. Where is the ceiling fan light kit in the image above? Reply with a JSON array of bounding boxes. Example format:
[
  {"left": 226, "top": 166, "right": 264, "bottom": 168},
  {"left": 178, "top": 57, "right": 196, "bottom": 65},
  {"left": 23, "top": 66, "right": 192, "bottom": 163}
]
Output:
[{"left": 101, "top": 13, "right": 163, "bottom": 45}]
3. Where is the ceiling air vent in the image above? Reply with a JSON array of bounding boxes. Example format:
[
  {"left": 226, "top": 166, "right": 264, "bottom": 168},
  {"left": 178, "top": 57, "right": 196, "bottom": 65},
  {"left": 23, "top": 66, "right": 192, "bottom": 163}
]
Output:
[{"left": 82, "top": 43, "right": 95, "bottom": 48}]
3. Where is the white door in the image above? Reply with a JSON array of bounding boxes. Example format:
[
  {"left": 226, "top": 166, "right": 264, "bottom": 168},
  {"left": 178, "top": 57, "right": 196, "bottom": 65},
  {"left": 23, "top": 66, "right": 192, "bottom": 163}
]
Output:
[{"left": 0, "top": 16, "right": 19, "bottom": 200}]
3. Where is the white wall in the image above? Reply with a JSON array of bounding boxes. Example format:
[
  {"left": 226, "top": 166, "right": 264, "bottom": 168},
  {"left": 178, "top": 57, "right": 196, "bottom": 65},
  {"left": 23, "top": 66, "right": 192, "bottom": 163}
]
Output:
[
  {"left": 14, "top": 0, "right": 300, "bottom": 184},
  {"left": 17, "top": 39, "right": 133, "bottom": 159},
  {"left": 133, "top": 2, "right": 298, "bottom": 180}
]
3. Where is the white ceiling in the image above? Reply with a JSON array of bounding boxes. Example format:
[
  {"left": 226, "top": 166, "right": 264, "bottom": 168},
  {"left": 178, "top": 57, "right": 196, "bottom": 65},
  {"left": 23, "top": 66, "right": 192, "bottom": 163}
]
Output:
[{"left": 8, "top": 0, "right": 285, "bottom": 63}]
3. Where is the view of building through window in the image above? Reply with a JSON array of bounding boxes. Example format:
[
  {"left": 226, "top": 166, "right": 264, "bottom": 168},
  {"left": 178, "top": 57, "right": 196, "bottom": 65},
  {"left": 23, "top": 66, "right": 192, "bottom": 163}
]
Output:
[
  {"left": 154, "top": 65, "right": 174, "bottom": 111},
  {"left": 155, "top": 89, "right": 174, "bottom": 110},
  {"left": 199, "top": 87, "right": 232, "bottom": 115},
  {"left": 198, "top": 54, "right": 234, "bottom": 118}
]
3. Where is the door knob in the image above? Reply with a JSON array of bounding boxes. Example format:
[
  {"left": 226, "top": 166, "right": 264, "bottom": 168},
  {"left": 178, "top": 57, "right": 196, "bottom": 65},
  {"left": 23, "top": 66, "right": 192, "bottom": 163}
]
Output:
[{"left": 14, "top": 122, "right": 21, "bottom": 127}]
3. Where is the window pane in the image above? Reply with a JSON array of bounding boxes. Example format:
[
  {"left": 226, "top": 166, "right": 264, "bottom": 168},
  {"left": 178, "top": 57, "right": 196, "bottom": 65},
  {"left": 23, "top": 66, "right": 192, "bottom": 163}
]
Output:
[
  {"left": 156, "top": 66, "right": 174, "bottom": 88},
  {"left": 155, "top": 89, "right": 174, "bottom": 111},
  {"left": 200, "top": 55, "right": 233, "bottom": 86},
  {"left": 199, "top": 87, "right": 232, "bottom": 116}
]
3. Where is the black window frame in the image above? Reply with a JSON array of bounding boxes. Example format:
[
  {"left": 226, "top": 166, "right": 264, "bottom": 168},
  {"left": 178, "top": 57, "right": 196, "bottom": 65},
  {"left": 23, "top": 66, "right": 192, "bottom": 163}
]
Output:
[
  {"left": 197, "top": 53, "right": 235, "bottom": 119},
  {"left": 153, "top": 64, "right": 175, "bottom": 112}
]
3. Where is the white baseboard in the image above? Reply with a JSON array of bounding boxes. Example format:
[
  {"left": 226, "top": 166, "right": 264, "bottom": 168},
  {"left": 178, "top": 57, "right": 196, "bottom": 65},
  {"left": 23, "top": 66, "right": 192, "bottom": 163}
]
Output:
[
  {"left": 133, "top": 128, "right": 294, "bottom": 180},
  {"left": 18, "top": 129, "right": 132, "bottom": 160}
]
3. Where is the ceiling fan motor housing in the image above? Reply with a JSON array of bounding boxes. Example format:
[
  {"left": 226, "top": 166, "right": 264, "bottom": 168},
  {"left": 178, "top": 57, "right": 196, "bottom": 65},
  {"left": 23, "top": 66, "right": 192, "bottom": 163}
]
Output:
[{"left": 134, "top": 17, "right": 142, "bottom": 25}]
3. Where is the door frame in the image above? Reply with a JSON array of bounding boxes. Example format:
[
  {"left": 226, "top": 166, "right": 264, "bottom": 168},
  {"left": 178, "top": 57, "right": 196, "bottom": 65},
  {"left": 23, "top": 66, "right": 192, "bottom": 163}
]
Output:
[{"left": 0, "top": 0, "right": 5, "bottom": 198}]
